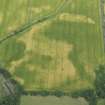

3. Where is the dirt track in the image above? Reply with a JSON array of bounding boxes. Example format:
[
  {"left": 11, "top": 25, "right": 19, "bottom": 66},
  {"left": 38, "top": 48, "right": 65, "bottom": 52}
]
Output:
[{"left": 100, "top": 0, "right": 105, "bottom": 50}]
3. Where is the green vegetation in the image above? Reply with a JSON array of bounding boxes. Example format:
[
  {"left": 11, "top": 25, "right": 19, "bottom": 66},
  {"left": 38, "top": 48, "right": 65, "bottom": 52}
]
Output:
[
  {"left": 95, "top": 65, "right": 105, "bottom": 98},
  {"left": 0, "top": 69, "right": 22, "bottom": 105},
  {"left": 0, "top": 39, "right": 25, "bottom": 67},
  {"left": 70, "top": 64, "right": 105, "bottom": 105},
  {"left": 0, "top": 1, "right": 105, "bottom": 105},
  {"left": 20, "top": 96, "right": 88, "bottom": 105}
]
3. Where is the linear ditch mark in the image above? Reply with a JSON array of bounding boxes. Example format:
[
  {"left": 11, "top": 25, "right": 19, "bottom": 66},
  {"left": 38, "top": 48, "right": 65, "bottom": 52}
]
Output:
[{"left": 0, "top": 0, "right": 71, "bottom": 44}]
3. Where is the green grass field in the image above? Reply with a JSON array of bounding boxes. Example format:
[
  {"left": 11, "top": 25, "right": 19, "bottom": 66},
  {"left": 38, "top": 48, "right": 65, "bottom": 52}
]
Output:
[
  {"left": 0, "top": 0, "right": 104, "bottom": 93},
  {"left": 20, "top": 96, "right": 105, "bottom": 105},
  {"left": 20, "top": 96, "right": 88, "bottom": 105}
]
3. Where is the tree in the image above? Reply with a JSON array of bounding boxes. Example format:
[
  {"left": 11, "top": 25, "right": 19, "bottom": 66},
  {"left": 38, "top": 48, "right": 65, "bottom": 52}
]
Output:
[
  {"left": 95, "top": 64, "right": 105, "bottom": 98},
  {"left": 0, "top": 69, "right": 23, "bottom": 105},
  {"left": 72, "top": 89, "right": 97, "bottom": 105}
]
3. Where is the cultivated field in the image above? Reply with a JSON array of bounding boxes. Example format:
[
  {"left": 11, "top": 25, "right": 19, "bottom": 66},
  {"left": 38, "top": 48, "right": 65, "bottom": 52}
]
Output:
[{"left": 0, "top": 0, "right": 104, "bottom": 93}]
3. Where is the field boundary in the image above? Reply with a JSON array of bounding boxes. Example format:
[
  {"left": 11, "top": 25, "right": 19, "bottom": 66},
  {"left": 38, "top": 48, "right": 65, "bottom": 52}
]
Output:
[{"left": 99, "top": 0, "right": 105, "bottom": 52}]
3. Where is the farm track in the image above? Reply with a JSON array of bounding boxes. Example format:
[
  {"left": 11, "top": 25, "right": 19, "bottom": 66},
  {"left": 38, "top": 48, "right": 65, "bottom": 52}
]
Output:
[{"left": 100, "top": 0, "right": 105, "bottom": 51}]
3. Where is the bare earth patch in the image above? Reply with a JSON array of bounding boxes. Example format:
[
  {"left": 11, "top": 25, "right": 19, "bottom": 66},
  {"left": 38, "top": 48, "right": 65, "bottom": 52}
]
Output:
[
  {"left": 0, "top": 13, "right": 3, "bottom": 24},
  {"left": 58, "top": 13, "right": 95, "bottom": 24},
  {"left": 31, "top": 5, "right": 51, "bottom": 14}
]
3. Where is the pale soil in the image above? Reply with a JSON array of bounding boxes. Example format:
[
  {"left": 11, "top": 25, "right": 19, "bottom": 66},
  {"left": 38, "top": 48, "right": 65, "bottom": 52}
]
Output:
[
  {"left": 0, "top": 13, "right": 3, "bottom": 24},
  {"left": 14, "top": 76, "right": 25, "bottom": 85},
  {"left": 58, "top": 13, "right": 95, "bottom": 24},
  {"left": 31, "top": 5, "right": 51, "bottom": 14}
]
